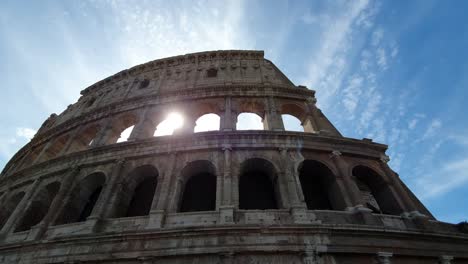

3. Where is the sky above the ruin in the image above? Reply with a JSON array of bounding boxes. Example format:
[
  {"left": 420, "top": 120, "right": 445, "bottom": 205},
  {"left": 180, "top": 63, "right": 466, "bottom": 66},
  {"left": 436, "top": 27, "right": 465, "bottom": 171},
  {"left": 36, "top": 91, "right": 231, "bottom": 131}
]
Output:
[{"left": 1, "top": 0, "right": 467, "bottom": 223}]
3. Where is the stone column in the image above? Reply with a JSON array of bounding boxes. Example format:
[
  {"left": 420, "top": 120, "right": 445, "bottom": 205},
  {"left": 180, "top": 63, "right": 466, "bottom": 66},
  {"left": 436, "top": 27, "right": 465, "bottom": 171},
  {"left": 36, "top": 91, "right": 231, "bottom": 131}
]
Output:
[
  {"left": 220, "top": 97, "right": 236, "bottom": 131},
  {"left": 90, "top": 118, "right": 114, "bottom": 147},
  {"left": 26, "top": 167, "right": 80, "bottom": 240},
  {"left": 301, "top": 114, "right": 318, "bottom": 133},
  {"left": 162, "top": 152, "right": 182, "bottom": 214},
  {"left": 280, "top": 147, "right": 302, "bottom": 206},
  {"left": 303, "top": 251, "right": 322, "bottom": 264},
  {"left": 439, "top": 255, "right": 453, "bottom": 264},
  {"left": 0, "top": 179, "right": 40, "bottom": 240},
  {"left": 147, "top": 152, "right": 177, "bottom": 229},
  {"left": 86, "top": 159, "right": 126, "bottom": 232},
  {"left": 283, "top": 148, "right": 313, "bottom": 224},
  {"left": 376, "top": 252, "right": 392, "bottom": 264},
  {"left": 59, "top": 128, "right": 81, "bottom": 155},
  {"left": 263, "top": 97, "right": 284, "bottom": 131},
  {"left": 32, "top": 140, "right": 54, "bottom": 164},
  {"left": 174, "top": 114, "right": 196, "bottom": 135},
  {"left": 128, "top": 107, "right": 150, "bottom": 141},
  {"left": 329, "top": 151, "right": 362, "bottom": 210},
  {"left": 219, "top": 145, "right": 235, "bottom": 225}
]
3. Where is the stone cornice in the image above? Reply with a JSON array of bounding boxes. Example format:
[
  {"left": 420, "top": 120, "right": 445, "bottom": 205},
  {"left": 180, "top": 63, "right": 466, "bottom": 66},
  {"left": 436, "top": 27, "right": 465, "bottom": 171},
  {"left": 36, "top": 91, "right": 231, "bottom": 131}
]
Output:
[
  {"left": 1, "top": 131, "right": 387, "bottom": 185},
  {"left": 80, "top": 50, "right": 266, "bottom": 96}
]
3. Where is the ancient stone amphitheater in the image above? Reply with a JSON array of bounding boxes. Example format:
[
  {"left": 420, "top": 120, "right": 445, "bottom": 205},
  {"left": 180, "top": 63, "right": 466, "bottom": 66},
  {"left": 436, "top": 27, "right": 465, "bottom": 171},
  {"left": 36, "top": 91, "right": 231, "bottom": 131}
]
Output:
[{"left": 0, "top": 50, "right": 467, "bottom": 263}]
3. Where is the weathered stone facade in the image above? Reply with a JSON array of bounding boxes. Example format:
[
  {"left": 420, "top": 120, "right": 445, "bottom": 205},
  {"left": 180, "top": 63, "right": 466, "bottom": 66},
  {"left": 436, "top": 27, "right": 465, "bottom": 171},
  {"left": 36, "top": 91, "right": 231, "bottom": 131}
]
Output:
[{"left": 0, "top": 50, "right": 467, "bottom": 263}]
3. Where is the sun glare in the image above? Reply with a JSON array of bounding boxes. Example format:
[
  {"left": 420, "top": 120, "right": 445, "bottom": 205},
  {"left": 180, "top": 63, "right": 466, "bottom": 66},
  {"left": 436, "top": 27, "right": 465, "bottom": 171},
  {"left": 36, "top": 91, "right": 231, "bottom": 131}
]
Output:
[{"left": 154, "top": 113, "right": 184, "bottom": 136}]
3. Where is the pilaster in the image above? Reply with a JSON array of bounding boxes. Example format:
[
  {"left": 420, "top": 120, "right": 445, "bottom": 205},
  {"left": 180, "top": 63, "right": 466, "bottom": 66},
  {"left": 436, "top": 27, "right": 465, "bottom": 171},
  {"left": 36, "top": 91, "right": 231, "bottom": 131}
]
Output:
[
  {"left": 220, "top": 97, "right": 236, "bottom": 131},
  {"left": 86, "top": 159, "right": 126, "bottom": 232},
  {"left": 26, "top": 167, "right": 80, "bottom": 241},
  {"left": 328, "top": 151, "right": 362, "bottom": 209}
]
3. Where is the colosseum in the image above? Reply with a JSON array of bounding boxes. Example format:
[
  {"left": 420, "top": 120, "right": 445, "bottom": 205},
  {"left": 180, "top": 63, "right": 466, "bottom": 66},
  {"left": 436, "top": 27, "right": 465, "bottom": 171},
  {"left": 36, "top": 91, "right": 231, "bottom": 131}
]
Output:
[{"left": 0, "top": 50, "right": 467, "bottom": 263}]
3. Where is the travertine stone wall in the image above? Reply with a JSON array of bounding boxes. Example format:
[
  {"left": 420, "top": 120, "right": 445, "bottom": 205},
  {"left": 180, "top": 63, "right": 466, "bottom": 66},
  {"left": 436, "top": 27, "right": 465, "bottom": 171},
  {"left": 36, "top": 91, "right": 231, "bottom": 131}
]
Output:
[{"left": 0, "top": 50, "right": 466, "bottom": 263}]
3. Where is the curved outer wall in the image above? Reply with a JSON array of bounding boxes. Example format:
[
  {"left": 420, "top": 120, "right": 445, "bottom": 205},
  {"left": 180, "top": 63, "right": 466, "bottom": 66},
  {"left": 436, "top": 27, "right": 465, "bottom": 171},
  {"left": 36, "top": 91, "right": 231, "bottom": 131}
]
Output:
[{"left": 0, "top": 50, "right": 467, "bottom": 263}]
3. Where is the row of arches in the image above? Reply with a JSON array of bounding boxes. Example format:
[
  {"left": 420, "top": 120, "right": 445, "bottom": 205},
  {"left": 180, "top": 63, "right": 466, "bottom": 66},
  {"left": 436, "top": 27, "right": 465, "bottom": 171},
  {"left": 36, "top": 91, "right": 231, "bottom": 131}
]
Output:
[
  {"left": 0, "top": 159, "right": 403, "bottom": 233},
  {"left": 18, "top": 100, "right": 317, "bottom": 168}
]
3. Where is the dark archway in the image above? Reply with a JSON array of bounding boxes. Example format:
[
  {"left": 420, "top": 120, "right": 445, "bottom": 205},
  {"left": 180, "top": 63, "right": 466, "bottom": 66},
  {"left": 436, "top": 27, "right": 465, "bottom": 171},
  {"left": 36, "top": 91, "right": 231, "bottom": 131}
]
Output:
[
  {"left": 122, "top": 165, "right": 159, "bottom": 217},
  {"left": 239, "top": 158, "right": 278, "bottom": 210},
  {"left": 353, "top": 165, "right": 403, "bottom": 215},
  {"left": 55, "top": 172, "right": 106, "bottom": 225},
  {"left": 298, "top": 160, "right": 336, "bottom": 210},
  {"left": 179, "top": 160, "right": 217, "bottom": 212},
  {"left": 0, "top": 192, "right": 25, "bottom": 230},
  {"left": 15, "top": 182, "right": 60, "bottom": 232}
]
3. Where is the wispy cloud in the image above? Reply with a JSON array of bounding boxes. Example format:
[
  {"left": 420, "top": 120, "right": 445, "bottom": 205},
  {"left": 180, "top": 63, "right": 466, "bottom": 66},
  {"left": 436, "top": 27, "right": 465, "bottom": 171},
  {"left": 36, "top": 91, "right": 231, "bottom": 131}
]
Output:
[
  {"left": 303, "top": 0, "right": 374, "bottom": 108},
  {"left": 416, "top": 156, "right": 468, "bottom": 199},
  {"left": 103, "top": 0, "right": 252, "bottom": 67}
]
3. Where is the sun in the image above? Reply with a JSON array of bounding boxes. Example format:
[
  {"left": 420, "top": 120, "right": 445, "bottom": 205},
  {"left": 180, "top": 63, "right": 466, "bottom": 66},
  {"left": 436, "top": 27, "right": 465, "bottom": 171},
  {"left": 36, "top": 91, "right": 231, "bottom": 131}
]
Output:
[{"left": 154, "top": 112, "right": 184, "bottom": 136}]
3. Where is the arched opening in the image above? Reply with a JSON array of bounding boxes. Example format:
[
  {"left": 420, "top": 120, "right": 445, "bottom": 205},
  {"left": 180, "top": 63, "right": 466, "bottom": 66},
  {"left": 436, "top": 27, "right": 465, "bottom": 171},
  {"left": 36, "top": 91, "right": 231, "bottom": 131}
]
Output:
[
  {"left": 55, "top": 172, "right": 106, "bottom": 225},
  {"left": 194, "top": 113, "right": 220, "bottom": 132},
  {"left": 236, "top": 113, "right": 264, "bottom": 130},
  {"left": 116, "top": 125, "right": 134, "bottom": 143},
  {"left": 0, "top": 192, "right": 25, "bottom": 230},
  {"left": 38, "top": 134, "right": 70, "bottom": 162},
  {"left": 15, "top": 182, "right": 60, "bottom": 232},
  {"left": 179, "top": 160, "right": 217, "bottom": 212},
  {"left": 139, "top": 79, "right": 150, "bottom": 89},
  {"left": 281, "top": 103, "right": 315, "bottom": 133},
  {"left": 239, "top": 158, "right": 279, "bottom": 210},
  {"left": 67, "top": 124, "right": 100, "bottom": 152},
  {"left": 352, "top": 166, "right": 403, "bottom": 215},
  {"left": 282, "top": 114, "right": 304, "bottom": 132},
  {"left": 106, "top": 113, "right": 138, "bottom": 144},
  {"left": 154, "top": 112, "right": 184, "bottom": 137},
  {"left": 114, "top": 165, "right": 159, "bottom": 218},
  {"left": 299, "top": 160, "right": 339, "bottom": 210}
]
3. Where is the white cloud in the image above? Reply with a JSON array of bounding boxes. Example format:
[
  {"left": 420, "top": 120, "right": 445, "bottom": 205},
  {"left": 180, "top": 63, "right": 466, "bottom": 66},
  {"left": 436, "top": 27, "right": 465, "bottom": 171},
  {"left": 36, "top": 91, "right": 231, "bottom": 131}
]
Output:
[
  {"left": 342, "top": 75, "right": 364, "bottom": 118},
  {"left": 16, "top": 127, "right": 36, "bottom": 140}
]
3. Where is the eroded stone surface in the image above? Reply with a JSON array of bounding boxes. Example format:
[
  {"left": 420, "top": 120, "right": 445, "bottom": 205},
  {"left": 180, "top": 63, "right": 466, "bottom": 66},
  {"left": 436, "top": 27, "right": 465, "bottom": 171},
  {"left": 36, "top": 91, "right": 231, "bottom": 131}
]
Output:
[{"left": 0, "top": 50, "right": 467, "bottom": 263}]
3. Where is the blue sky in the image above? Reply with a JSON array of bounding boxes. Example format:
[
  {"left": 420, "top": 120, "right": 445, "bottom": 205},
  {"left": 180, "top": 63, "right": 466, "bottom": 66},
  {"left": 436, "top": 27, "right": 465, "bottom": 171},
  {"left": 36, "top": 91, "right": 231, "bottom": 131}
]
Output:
[{"left": 1, "top": 0, "right": 467, "bottom": 223}]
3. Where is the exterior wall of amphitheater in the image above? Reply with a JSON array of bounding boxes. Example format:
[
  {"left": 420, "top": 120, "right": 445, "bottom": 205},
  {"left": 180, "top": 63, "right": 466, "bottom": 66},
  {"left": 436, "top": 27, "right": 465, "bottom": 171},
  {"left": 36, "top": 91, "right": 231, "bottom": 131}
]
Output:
[{"left": 0, "top": 50, "right": 467, "bottom": 263}]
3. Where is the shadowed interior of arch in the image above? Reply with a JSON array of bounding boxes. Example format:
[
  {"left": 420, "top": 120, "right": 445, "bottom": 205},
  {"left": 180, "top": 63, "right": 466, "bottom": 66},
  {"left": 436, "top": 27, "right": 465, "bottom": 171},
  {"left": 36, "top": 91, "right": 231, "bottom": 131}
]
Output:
[
  {"left": 299, "top": 160, "right": 335, "bottom": 210},
  {"left": 54, "top": 172, "right": 106, "bottom": 225},
  {"left": 179, "top": 160, "right": 217, "bottom": 212},
  {"left": 353, "top": 165, "right": 403, "bottom": 215},
  {"left": 117, "top": 165, "right": 159, "bottom": 217},
  {"left": 0, "top": 192, "right": 25, "bottom": 230},
  {"left": 239, "top": 158, "right": 278, "bottom": 210},
  {"left": 15, "top": 182, "right": 60, "bottom": 232}
]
